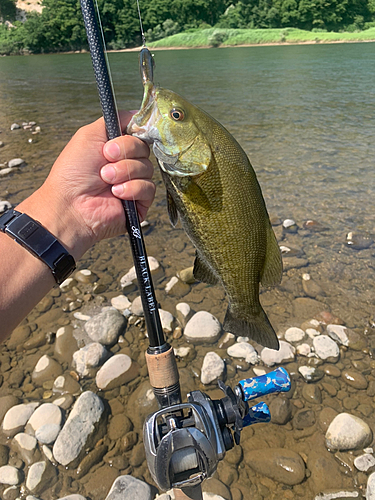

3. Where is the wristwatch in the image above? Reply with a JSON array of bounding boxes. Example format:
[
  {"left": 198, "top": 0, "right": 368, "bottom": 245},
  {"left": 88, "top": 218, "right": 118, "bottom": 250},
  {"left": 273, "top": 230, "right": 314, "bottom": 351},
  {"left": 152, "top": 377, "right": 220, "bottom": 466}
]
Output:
[{"left": 0, "top": 209, "right": 76, "bottom": 285}]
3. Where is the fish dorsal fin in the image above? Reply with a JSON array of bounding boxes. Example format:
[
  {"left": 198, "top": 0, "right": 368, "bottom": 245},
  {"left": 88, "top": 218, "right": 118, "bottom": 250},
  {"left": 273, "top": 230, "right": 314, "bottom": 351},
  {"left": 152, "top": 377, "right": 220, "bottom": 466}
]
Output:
[
  {"left": 260, "top": 223, "right": 283, "bottom": 287},
  {"left": 166, "top": 190, "right": 178, "bottom": 227},
  {"left": 193, "top": 252, "right": 219, "bottom": 285}
]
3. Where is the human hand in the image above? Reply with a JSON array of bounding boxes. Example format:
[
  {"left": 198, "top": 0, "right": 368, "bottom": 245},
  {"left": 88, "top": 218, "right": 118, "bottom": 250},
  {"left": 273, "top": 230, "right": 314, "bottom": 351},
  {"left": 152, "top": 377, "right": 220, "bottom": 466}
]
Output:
[{"left": 18, "top": 111, "right": 155, "bottom": 260}]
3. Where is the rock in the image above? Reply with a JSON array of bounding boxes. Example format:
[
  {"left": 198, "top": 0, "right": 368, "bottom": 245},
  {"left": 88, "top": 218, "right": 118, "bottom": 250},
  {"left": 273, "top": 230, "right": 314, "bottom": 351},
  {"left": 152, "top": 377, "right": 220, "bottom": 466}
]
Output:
[
  {"left": 53, "top": 394, "right": 74, "bottom": 410},
  {"left": 31, "top": 355, "right": 63, "bottom": 386},
  {"left": 56, "top": 496, "right": 87, "bottom": 500},
  {"left": 201, "top": 352, "right": 225, "bottom": 385},
  {"left": 73, "top": 342, "right": 110, "bottom": 378},
  {"left": 178, "top": 266, "right": 196, "bottom": 284},
  {"left": 0, "top": 396, "right": 19, "bottom": 425},
  {"left": 8, "top": 158, "right": 26, "bottom": 168},
  {"left": 84, "top": 309, "right": 126, "bottom": 345},
  {"left": 159, "top": 309, "right": 175, "bottom": 333},
  {"left": 130, "top": 296, "right": 144, "bottom": 316},
  {"left": 303, "top": 220, "right": 328, "bottom": 232},
  {"left": 341, "top": 370, "right": 368, "bottom": 390},
  {"left": 297, "top": 343, "right": 311, "bottom": 356},
  {"left": 318, "top": 407, "right": 339, "bottom": 433},
  {"left": 0, "top": 444, "right": 9, "bottom": 466},
  {"left": 367, "top": 472, "right": 375, "bottom": 499},
  {"left": 26, "top": 403, "right": 62, "bottom": 435},
  {"left": 165, "top": 276, "right": 190, "bottom": 296},
  {"left": 0, "top": 200, "right": 11, "bottom": 213},
  {"left": 108, "top": 414, "right": 132, "bottom": 441},
  {"left": 354, "top": 453, "right": 375, "bottom": 472},
  {"left": 293, "top": 409, "right": 316, "bottom": 429},
  {"left": 176, "top": 302, "right": 193, "bottom": 327},
  {"left": 302, "top": 384, "right": 322, "bottom": 404},
  {"left": 26, "top": 460, "right": 56, "bottom": 495},
  {"left": 292, "top": 297, "right": 328, "bottom": 319},
  {"left": 346, "top": 231, "right": 373, "bottom": 250},
  {"left": 202, "top": 477, "right": 231, "bottom": 500},
  {"left": 104, "top": 475, "right": 153, "bottom": 500},
  {"left": 54, "top": 326, "right": 78, "bottom": 364},
  {"left": 53, "top": 391, "right": 107, "bottom": 466},
  {"left": 96, "top": 354, "right": 139, "bottom": 390},
  {"left": 6, "top": 325, "right": 31, "bottom": 350},
  {"left": 269, "top": 397, "right": 292, "bottom": 425},
  {"left": 111, "top": 295, "right": 131, "bottom": 311},
  {"left": 245, "top": 448, "right": 305, "bottom": 485},
  {"left": 2, "top": 402, "right": 39, "bottom": 438},
  {"left": 12, "top": 433, "right": 38, "bottom": 465},
  {"left": 308, "top": 445, "right": 346, "bottom": 494},
  {"left": 261, "top": 341, "right": 295, "bottom": 366},
  {"left": 327, "top": 324, "right": 350, "bottom": 346},
  {"left": 10, "top": 123, "right": 20, "bottom": 130},
  {"left": 126, "top": 381, "right": 157, "bottom": 429},
  {"left": 35, "top": 424, "right": 61, "bottom": 445},
  {"left": 0, "top": 465, "right": 22, "bottom": 485},
  {"left": 227, "top": 342, "right": 259, "bottom": 364},
  {"left": 74, "top": 269, "right": 97, "bottom": 283},
  {"left": 302, "top": 273, "right": 325, "bottom": 298},
  {"left": 282, "top": 218, "right": 298, "bottom": 232},
  {"left": 0, "top": 167, "right": 15, "bottom": 176},
  {"left": 53, "top": 374, "right": 81, "bottom": 395},
  {"left": 326, "top": 413, "right": 372, "bottom": 451},
  {"left": 120, "top": 257, "right": 162, "bottom": 288},
  {"left": 284, "top": 327, "right": 305, "bottom": 343},
  {"left": 77, "top": 444, "right": 108, "bottom": 479},
  {"left": 299, "top": 366, "right": 324, "bottom": 382},
  {"left": 313, "top": 335, "right": 339, "bottom": 362},
  {"left": 184, "top": 311, "right": 222, "bottom": 343}
]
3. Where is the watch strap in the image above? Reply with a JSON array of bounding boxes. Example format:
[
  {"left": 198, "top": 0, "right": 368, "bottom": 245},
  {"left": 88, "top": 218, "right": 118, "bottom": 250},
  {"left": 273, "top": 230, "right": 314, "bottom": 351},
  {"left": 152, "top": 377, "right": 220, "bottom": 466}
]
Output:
[{"left": 0, "top": 209, "right": 76, "bottom": 285}]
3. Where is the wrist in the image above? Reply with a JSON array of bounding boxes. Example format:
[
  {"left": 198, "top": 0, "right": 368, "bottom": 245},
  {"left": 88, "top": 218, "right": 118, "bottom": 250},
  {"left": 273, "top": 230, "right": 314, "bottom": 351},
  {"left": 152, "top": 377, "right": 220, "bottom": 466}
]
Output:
[{"left": 16, "top": 185, "right": 94, "bottom": 262}]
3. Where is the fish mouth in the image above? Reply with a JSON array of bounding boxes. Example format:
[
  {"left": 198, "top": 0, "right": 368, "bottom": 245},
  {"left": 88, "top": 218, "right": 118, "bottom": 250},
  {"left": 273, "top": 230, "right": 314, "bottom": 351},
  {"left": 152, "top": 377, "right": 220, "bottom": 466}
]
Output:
[{"left": 127, "top": 82, "right": 159, "bottom": 142}]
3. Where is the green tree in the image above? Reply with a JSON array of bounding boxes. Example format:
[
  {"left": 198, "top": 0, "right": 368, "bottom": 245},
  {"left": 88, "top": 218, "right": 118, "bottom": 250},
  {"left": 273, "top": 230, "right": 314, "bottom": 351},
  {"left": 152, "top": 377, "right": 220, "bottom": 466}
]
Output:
[{"left": 0, "top": 0, "right": 17, "bottom": 22}]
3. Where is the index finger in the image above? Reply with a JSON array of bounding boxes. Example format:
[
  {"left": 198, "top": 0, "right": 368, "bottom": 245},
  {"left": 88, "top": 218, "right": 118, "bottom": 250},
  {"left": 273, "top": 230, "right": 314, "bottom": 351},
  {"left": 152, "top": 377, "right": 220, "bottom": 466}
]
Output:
[{"left": 118, "top": 110, "right": 137, "bottom": 134}]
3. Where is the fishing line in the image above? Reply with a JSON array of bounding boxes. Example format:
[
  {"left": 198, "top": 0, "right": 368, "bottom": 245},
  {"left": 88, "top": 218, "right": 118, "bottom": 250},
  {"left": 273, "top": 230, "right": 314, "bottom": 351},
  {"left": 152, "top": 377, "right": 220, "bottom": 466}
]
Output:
[{"left": 136, "top": 0, "right": 146, "bottom": 46}]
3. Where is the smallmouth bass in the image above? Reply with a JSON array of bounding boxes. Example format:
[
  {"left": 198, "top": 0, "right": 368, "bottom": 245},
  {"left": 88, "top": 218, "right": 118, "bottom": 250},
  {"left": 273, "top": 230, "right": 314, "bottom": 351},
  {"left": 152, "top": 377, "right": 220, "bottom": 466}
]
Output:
[{"left": 127, "top": 60, "right": 283, "bottom": 350}]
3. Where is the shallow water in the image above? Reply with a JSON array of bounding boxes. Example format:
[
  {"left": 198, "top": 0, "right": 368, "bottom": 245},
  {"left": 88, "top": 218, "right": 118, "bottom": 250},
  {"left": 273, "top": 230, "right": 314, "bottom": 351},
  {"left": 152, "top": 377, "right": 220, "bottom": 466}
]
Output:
[{"left": 0, "top": 43, "right": 375, "bottom": 499}]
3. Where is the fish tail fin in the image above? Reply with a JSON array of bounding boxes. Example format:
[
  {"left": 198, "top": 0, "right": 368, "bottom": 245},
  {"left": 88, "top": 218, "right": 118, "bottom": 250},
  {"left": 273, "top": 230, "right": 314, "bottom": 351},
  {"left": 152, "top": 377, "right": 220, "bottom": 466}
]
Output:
[{"left": 223, "top": 306, "right": 279, "bottom": 350}]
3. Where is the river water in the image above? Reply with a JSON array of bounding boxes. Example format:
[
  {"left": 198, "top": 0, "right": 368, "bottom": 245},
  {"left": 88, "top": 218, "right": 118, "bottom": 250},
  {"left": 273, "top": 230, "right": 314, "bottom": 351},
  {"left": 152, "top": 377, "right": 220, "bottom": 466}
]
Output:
[{"left": 0, "top": 43, "right": 375, "bottom": 499}]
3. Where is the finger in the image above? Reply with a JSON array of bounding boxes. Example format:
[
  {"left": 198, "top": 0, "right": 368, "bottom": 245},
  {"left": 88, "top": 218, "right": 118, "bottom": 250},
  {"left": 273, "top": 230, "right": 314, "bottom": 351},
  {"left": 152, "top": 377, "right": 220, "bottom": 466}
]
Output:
[
  {"left": 103, "top": 135, "right": 150, "bottom": 162},
  {"left": 112, "top": 179, "right": 156, "bottom": 206},
  {"left": 118, "top": 110, "right": 137, "bottom": 132},
  {"left": 100, "top": 159, "right": 153, "bottom": 184}
]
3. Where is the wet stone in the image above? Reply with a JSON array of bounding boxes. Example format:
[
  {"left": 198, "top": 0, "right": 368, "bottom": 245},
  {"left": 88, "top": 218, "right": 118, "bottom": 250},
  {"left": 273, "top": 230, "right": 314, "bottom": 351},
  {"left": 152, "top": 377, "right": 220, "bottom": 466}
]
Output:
[
  {"left": 0, "top": 444, "right": 9, "bottom": 466},
  {"left": 269, "top": 397, "right": 292, "bottom": 425},
  {"left": 77, "top": 444, "right": 108, "bottom": 479},
  {"left": 184, "top": 311, "right": 222, "bottom": 343},
  {"left": 324, "top": 365, "right": 341, "bottom": 378},
  {"left": 299, "top": 366, "right": 324, "bottom": 382},
  {"left": 31, "top": 355, "right": 63, "bottom": 386},
  {"left": 261, "top": 341, "right": 295, "bottom": 366},
  {"left": 26, "top": 460, "right": 57, "bottom": 495},
  {"left": 293, "top": 409, "right": 316, "bottom": 429},
  {"left": 227, "top": 342, "right": 259, "bottom": 364},
  {"left": 54, "top": 326, "right": 78, "bottom": 364},
  {"left": 6, "top": 325, "right": 31, "bottom": 350},
  {"left": 84, "top": 308, "right": 126, "bottom": 346},
  {"left": 367, "top": 472, "right": 375, "bottom": 499},
  {"left": 341, "top": 370, "right": 368, "bottom": 390},
  {"left": 26, "top": 403, "right": 62, "bottom": 435},
  {"left": 284, "top": 327, "right": 305, "bottom": 343},
  {"left": 201, "top": 352, "right": 225, "bottom": 385},
  {"left": 0, "top": 465, "right": 22, "bottom": 485},
  {"left": 53, "top": 374, "right": 81, "bottom": 395},
  {"left": 2, "top": 402, "right": 39, "bottom": 438},
  {"left": 313, "top": 335, "right": 340, "bottom": 362},
  {"left": 245, "top": 448, "right": 305, "bottom": 485},
  {"left": 175, "top": 302, "right": 193, "bottom": 327},
  {"left": 12, "top": 433, "right": 37, "bottom": 465},
  {"left": 108, "top": 414, "right": 132, "bottom": 441},
  {"left": 104, "top": 475, "right": 153, "bottom": 500},
  {"left": 0, "top": 396, "right": 20, "bottom": 425},
  {"left": 202, "top": 477, "right": 231, "bottom": 499},
  {"left": 73, "top": 342, "right": 110, "bottom": 378},
  {"left": 96, "top": 354, "right": 139, "bottom": 390},
  {"left": 121, "top": 431, "right": 138, "bottom": 452},
  {"left": 302, "top": 384, "right": 322, "bottom": 404},
  {"left": 318, "top": 407, "right": 338, "bottom": 433},
  {"left": 354, "top": 453, "right": 375, "bottom": 472}
]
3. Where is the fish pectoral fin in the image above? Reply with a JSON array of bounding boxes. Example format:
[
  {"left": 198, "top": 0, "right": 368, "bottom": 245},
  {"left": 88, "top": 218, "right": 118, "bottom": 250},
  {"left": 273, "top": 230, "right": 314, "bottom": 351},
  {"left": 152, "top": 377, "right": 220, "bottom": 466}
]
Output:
[
  {"left": 260, "top": 223, "right": 283, "bottom": 288},
  {"left": 223, "top": 306, "right": 280, "bottom": 350},
  {"left": 193, "top": 253, "right": 219, "bottom": 285},
  {"left": 166, "top": 190, "right": 178, "bottom": 227}
]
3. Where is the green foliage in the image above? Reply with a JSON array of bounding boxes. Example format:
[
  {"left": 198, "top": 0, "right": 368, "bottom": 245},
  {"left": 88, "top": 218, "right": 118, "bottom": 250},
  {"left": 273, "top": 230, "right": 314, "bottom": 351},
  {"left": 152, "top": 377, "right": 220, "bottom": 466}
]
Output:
[{"left": 0, "top": 0, "right": 375, "bottom": 55}]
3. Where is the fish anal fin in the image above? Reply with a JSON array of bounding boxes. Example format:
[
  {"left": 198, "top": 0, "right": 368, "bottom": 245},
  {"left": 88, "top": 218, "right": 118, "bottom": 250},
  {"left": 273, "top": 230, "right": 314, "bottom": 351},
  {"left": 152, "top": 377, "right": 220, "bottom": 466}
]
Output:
[
  {"left": 223, "top": 305, "right": 279, "bottom": 350},
  {"left": 166, "top": 190, "right": 178, "bottom": 227},
  {"left": 261, "top": 223, "right": 283, "bottom": 288},
  {"left": 193, "top": 253, "right": 219, "bottom": 285}
]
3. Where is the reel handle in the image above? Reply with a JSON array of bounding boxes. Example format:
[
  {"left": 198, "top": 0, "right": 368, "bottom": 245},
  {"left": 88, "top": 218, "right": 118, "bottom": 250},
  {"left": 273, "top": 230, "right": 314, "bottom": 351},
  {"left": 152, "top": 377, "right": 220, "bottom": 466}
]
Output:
[{"left": 238, "top": 367, "right": 291, "bottom": 402}]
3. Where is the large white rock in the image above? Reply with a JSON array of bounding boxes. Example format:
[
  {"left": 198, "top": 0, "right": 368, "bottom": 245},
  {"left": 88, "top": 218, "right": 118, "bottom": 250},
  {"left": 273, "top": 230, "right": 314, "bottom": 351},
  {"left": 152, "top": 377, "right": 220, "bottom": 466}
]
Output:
[
  {"left": 84, "top": 308, "right": 126, "bottom": 345},
  {"left": 326, "top": 413, "right": 372, "bottom": 451},
  {"left": 184, "top": 311, "right": 221, "bottom": 343},
  {"left": 227, "top": 342, "right": 259, "bottom": 364},
  {"left": 35, "top": 424, "right": 61, "bottom": 445},
  {"left": 0, "top": 465, "right": 22, "bottom": 485},
  {"left": 367, "top": 472, "right": 375, "bottom": 500},
  {"left": 201, "top": 352, "right": 225, "bottom": 385},
  {"left": 2, "top": 402, "right": 39, "bottom": 437},
  {"left": 284, "top": 327, "right": 305, "bottom": 343},
  {"left": 96, "top": 354, "right": 138, "bottom": 390},
  {"left": 104, "top": 475, "right": 152, "bottom": 500},
  {"left": 313, "top": 335, "right": 340, "bottom": 361},
  {"left": 327, "top": 324, "right": 349, "bottom": 346},
  {"left": 261, "top": 341, "right": 295, "bottom": 367},
  {"left": 26, "top": 403, "right": 62, "bottom": 435},
  {"left": 72, "top": 343, "right": 110, "bottom": 378},
  {"left": 53, "top": 391, "right": 106, "bottom": 466}
]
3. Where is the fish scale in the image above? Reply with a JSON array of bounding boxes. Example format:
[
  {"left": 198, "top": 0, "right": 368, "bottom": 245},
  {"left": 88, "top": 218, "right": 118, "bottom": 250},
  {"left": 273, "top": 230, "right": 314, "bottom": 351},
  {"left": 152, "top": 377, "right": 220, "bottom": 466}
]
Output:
[{"left": 128, "top": 83, "right": 283, "bottom": 350}]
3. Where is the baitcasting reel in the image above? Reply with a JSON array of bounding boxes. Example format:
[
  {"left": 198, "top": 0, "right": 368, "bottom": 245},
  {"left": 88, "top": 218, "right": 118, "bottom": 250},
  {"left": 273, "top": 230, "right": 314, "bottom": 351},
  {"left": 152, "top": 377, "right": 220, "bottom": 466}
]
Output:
[{"left": 143, "top": 367, "right": 291, "bottom": 491}]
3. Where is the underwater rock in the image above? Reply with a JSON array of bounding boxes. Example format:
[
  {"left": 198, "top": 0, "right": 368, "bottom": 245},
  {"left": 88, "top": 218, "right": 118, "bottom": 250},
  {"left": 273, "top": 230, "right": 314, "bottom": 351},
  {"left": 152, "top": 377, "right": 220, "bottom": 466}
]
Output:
[
  {"left": 2, "top": 402, "right": 39, "bottom": 438},
  {"left": 326, "top": 413, "right": 372, "bottom": 451},
  {"left": 0, "top": 465, "right": 22, "bottom": 486},
  {"left": 31, "top": 355, "right": 63, "bottom": 386},
  {"left": 284, "top": 327, "right": 305, "bottom": 343},
  {"left": 245, "top": 447, "right": 305, "bottom": 485},
  {"left": 313, "top": 335, "right": 339, "bottom": 362},
  {"left": 96, "top": 354, "right": 139, "bottom": 390},
  {"left": 104, "top": 475, "right": 153, "bottom": 500},
  {"left": 261, "top": 341, "right": 295, "bottom": 367},
  {"left": 227, "top": 342, "right": 259, "bottom": 364}
]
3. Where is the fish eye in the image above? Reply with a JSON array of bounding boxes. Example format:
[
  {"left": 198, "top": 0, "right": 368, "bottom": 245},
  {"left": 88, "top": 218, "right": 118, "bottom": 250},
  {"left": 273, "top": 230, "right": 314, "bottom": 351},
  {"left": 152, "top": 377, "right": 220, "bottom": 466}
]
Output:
[{"left": 170, "top": 108, "right": 185, "bottom": 121}]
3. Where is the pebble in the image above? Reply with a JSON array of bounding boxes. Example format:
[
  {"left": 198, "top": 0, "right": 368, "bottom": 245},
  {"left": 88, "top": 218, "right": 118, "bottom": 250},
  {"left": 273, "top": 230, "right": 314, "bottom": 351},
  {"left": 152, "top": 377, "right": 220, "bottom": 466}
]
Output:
[
  {"left": 165, "top": 276, "right": 190, "bottom": 295},
  {"left": 35, "top": 424, "right": 61, "bottom": 445},
  {"left": 177, "top": 266, "right": 196, "bottom": 284},
  {"left": 245, "top": 448, "right": 305, "bottom": 485},
  {"left": 302, "top": 383, "right": 322, "bottom": 404},
  {"left": 261, "top": 341, "right": 295, "bottom": 366},
  {"left": 269, "top": 397, "right": 292, "bottom": 425},
  {"left": 8, "top": 158, "right": 26, "bottom": 168},
  {"left": 12, "top": 433, "right": 37, "bottom": 465},
  {"left": 284, "top": 327, "right": 305, "bottom": 343},
  {"left": 201, "top": 352, "right": 225, "bottom": 384},
  {"left": 346, "top": 231, "right": 373, "bottom": 250},
  {"left": 326, "top": 413, "right": 372, "bottom": 451},
  {"left": 341, "top": 370, "right": 368, "bottom": 390},
  {"left": 26, "top": 403, "right": 62, "bottom": 435},
  {"left": 0, "top": 465, "right": 22, "bottom": 485},
  {"left": 31, "top": 355, "right": 63, "bottom": 386},
  {"left": 120, "top": 256, "right": 162, "bottom": 288},
  {"left": 367, "top": 472, "right": 375, "bottom": 499},
  {"left": 282, "top": 218, "right": 298, "bottom": 232},
  {"left": 26, "top": 460, "right": 57, "bottom": 495},
  {"left": 96, "top": 353, "right": 139, "bottom": 390},
  {"left": 104, "top": 475, "right": 152, "bottom": 500},
  {"left": 53, "top": 374, "right": 81, "bottom": 395},
  {"left": 299, "top": 366, "right": 324, "bottom": 382},
  {"left": 314, "top": 491, "right": 359, "bottom": 499},
  {"left": 73, "top": 342, "right": 110, "bottom": 378},
  {"left": 313, "top": 335, "right": 340, "bottom": 362},
  {"left": 54, "top": 326, "right": 78, "bottom": 364},
  {"left": 354, "top": 453, "right": 375, "bottom": 472},
  {"left": 10, "top": 123, "right": 20, "bottom": 130},
  {"left": 0, "top": 200, "right": 11, "bottom": 213},
  {"left": 302, "top": 273, "right": 325, "bottom": 298},
  {"left": 175, "top": 302, "right": 193, "bottom": 327},
  {"left": 110, "top": 295, "right": 131, "bottom": 311},
  {"left": 53, "top": 391, "right": 107, "bottom": 466},
  {"left": 84, "top": 308, "right": 126, "bottom": 345},
  {"left": 297, "top": 343, "right": 311, "bottom": 356},
  {"left": 227, "top": 342, "right": 259, "bottom": 364},
  {"left": 0, "top": 444, "right": 9, "bottom": 466},
  {"left": 56, "top": 496, "right": 87, "bottom": 500},
  {"left": 159, "top": 309, "right": 175, "bottom": 333},
  {"left": 327, "top": 324, "right": 349, "bottom": 346},
  {"left": 2, "top": 402, "right": 39, "bottom": 437},
  {"left": 293, "top": 409, "right": 316, "bottom": 429},
  {"left": 184, "top": 311, "right": 222, "bottom": 343},
  {"left": 77, "top": 444, "right": 108, "bottom": 479},
  {"left": 324, "top": 365, "right": 341, "bottom": 377},
  {"left": 74, "top": 269, "right": 97, "bottom": 284}
]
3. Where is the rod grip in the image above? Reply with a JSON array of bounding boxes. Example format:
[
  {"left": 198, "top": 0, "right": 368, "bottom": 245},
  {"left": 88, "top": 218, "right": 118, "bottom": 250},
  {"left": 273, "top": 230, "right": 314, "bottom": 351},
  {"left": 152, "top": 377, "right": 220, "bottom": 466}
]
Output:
[{"left": 146, "top": 346, "right": 179, "bottom": 389}]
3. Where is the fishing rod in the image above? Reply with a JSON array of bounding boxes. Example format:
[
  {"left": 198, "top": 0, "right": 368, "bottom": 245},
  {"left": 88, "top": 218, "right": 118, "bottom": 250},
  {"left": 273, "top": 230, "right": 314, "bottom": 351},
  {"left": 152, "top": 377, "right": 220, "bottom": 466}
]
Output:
[{"left": 79, "top": 3, "right": 292, "bottom": 499}]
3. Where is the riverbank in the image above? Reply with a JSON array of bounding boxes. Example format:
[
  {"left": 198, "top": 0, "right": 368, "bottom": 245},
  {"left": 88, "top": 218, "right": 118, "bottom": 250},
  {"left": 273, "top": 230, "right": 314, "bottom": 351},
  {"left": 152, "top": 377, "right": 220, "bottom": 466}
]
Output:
[{"left": 146, "top": 27, "right": 375, "bottom": 49}]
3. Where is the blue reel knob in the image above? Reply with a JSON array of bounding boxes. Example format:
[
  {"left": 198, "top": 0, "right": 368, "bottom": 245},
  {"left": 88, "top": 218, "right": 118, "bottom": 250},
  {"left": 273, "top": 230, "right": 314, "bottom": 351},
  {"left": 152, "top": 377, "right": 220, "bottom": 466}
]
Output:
[
  {"left": 242, "top": 402, "right": 271, "bottom": 427},
  {"left": 238, "top": 367, "right": 291, "bottom": 402}
]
